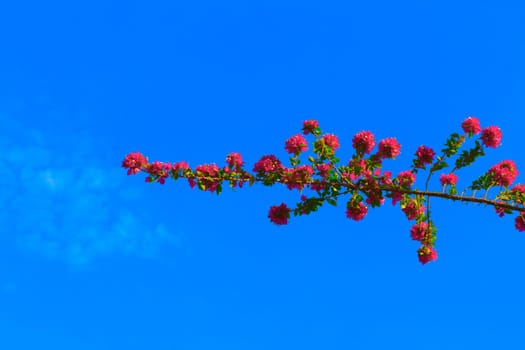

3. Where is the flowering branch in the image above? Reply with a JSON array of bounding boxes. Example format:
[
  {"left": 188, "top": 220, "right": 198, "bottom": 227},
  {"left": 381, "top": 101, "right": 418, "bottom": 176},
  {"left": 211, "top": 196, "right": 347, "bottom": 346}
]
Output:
[{"left": 122, "top": 117, "right": 524, "bottom": 265}]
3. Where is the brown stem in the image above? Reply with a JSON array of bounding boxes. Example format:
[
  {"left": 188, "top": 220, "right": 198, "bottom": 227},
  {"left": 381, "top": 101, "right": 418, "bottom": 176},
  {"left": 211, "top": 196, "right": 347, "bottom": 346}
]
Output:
[{"left": 167, "top": 172, "right": 525, "bottom": 213}]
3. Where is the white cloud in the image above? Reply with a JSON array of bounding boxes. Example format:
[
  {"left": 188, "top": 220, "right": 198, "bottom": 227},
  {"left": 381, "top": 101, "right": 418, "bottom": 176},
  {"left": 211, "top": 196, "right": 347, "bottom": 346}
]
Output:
[{"left": 0, "top": 115, "right": 183, "bottom": 265}]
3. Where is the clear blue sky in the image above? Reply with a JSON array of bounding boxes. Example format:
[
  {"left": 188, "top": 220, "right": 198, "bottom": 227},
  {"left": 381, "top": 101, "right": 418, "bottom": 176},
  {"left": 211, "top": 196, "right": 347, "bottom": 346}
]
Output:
[{"left": 1, "top": 1, "right": 525, "bottom": 349}]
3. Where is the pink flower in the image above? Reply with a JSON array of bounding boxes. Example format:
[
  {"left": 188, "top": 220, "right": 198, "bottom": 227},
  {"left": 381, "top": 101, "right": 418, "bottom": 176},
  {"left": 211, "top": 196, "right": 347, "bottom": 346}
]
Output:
[
  {"left": 440, "top": 173, "right": 458, "bottom": 186},
  {"left": 316, "top": 163, "right": 332, "bottom": 178},
  {"left": 195, "top": 164, "right": 220, "bottom": 192},
  {"left": 365, "top": 192, "right": 385, "bottom": 207},
  {"left": 173, "top": 161, "right": 189, "bottom": 172},
  {"left": 377, "top": 138, "right": 401, "bottom": 159},
  {"left": 310, "top": 182, "right": 326, "bottom": 192},
  {"left": 511, "top": 184, "right": 525, "bottom": 194},
  {"left": 481, "top": 126, "right": 502, "bottom": 148},
  {"left": 348, "top": 159, "right": 370, "bottom": 179},
  {"left": 268, "top": 203, "right": 291, "bottom": 225},
  {"left": 145, "top": 161, "right": 172, "bottom": 184},
  {"left": 381, "top": 171, "right": 393, "bottom": 186},
  {"left": 397, "top": 170, "right": 416, "bottom": 187},
  {"left": 410, "top": 222, "right": 428, "bottom": 242},
  {"left": 302, "top": 120, "right": 319, "bottom": 135},
  {"left": 414, "top": 145, "right": 435, "bottom": 168},
  {"left": 515, "top": 212, "right": 525, "bottom": 232},
  {"left": 402, "top": 200, "right": 425, "bottom": 220},
  {"left": 322, "top": 134, "right": 340, "bottom": 151},
  {"left": 391, "top": 191, "right": 403, "bottom": 205},
  {"left": 352, "top": 130, "right": 376, "bottom": 155},
  {"left": 511, "top": 184, "right": 525, "bottom": 204},
  {"left": 226, "top": 152, "right": 243, "bottom": 168},
  {"left": 282, "top": 165, "right": 314, "bottom": 190},
  {"left": 122, "top": 152, "right": 148, "bottom": 175},
  {"left": 461, "top": 116, "right": 481, "bottom": 135},
  {"left": 253, "top": 155, "right": 284, "bottom": 174},
  {"left": 417, "top": 245, "right": 438, "bottom": 265},
  {"left": 489, "top": 160, "right": 519, "bottom": 187},
  {"left": 285, "top": 134, "right": 308, "bottom": 154},
  {"left": 346, "top": 201, "right": 368, "bottom": 221},
  {"left": 495, "top": 204, "right": 506, "bottom": 217}
]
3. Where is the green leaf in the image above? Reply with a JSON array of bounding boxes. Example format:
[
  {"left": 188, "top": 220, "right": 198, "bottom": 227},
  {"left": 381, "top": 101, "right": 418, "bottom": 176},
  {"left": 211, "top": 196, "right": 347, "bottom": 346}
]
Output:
[{"left": 326, "top": 198, "right": 337, "bottom": 206}]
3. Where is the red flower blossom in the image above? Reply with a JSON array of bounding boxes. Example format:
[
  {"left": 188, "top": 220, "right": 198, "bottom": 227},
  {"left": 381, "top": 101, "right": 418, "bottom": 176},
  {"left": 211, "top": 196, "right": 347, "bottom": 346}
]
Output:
[
  {"left": 348, "top": 159, "right": 370, "bottom": 179},
  {"left": 195, "top": 164, "right": 220, "bottom": 192},
  {"left": 352, "top": 130, "right": 376, "bottom": 155},
  {"left": 380, "top": 171, "right": 393, "bottom": 186},
  {"left": 515, "top": 212, "right": 525, "bottom": 232},
  {"left": 145, "top": 161, "right": 172, "bottom": 184},
  {"left": 302, "top": 120, "right": 320, "bottom": 135},
  {"left": 481, "top": 126, "right": 502, "bottom": 148},
  {"left": 268, "top": 203, "right": 291, "bottom": 225},
  {"left": 440, "top": 173, "right": 458, "bottom": 186},
  {"left": 322, "top": 134, "right": 340, "bottom": 151},
  {"left": 282, "top": 165, "right": 314, "bottom": 190},
  {"left": 414, "top": 145, "right": 435, "bottom": 168},
  {"left": 494, "top": 203, "right": 506, "bottom": 217},
  {"left": 417, "top": 245, "right": 438, "bottom": 265},
  {"left": 377, "top": 138, "right": 401, "bottom": 159},
  {"left": 402, "top": 200, "right": 425, "bottom": 220},
  {"left": 253, "top": 155, "right": 284, "bottom": 175},
  {"left": 410, "top": 222, "right": 428, "bottom": 242},
  {"left": 122, "top": 152, "right": 148, "bottom": 175},
  {"left": 391, "top": 191, "right": 403, "bottom": 205},
  {"left": 310, "top": 182, "right": 326, "bottom": 192},
  {"left": 489, "top": 160, "right": 519, "bottom": 187},
  {"left": 346, "top": 201, "right": 368, "bottom": 221},
  {"left": 461, "top": 116, "right": 481, "bottom": 135},
  {"left": 397, "top": 170, "right": 416, "bottom": 187},
  {"left": 173, "top": 161, "right": 189, "bottom": 172},
  {"left": 285, "top": 134, "right": 308, "bottom": 154},
  {"left": 511, "top": 184, "right": 525, "bottom": 204},
  {"left": 226, "top": 152, "right": 244, "bottom": 169},
  {"left": 316, "top": 163, "right": 332, "bottom": 178}
]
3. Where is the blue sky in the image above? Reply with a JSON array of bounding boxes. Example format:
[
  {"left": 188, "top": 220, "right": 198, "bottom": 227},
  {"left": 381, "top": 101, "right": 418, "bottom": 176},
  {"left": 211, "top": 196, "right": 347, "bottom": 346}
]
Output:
[{"left": 1, "top": 1, "right": 525, "bottom": 349}]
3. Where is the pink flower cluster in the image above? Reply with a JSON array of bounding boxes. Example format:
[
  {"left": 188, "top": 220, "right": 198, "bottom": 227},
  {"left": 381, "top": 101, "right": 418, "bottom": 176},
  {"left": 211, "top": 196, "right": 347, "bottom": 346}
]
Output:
[
  {"left": 268, "top": 203, "right": 291, "bottom": 225},
  {"left": 489, "top": 160, "right": 519, "bottom": 187},
  {"left": 461, "top": 116, "right": 481, "bottom": 135},
  {"left": 410, "top": 222, "right": 428, "bottom": 241},
  {"left": 440, "top": 173, "right": 458, "bottom": 186},
  {"left": 402, "top": 200, "right": 425, "bottom": 220},
  {"left": 302, "top": 120, "right": 319, "bottom": 135},
  {"left": 515, "top": 212, "right": 525, "bottom": 232},
  {"left": 193, "top": 164, "right": 220, "bottom": 192},
  {"left": 352, "top": 130, "right": 375, "bottom": 155},
  {"left": 226, "top": 152, "right": 244, "bottom": 169},
  {"left": 145, "top": 161, "right": 172, "bottom": 184},
  {"left": 414, "top": 145, "right": 435, "bottom": 168},
  {"left": 285, "top": 134, "right": 308, "bottom": 155},
  {"left": 418, "top": 245, "right": 438, "bottom": 265},
  {"left": 283, "top": 165, "right": 314, "bottom": 190},
  {"left": 316, "top": 163, "right": 332, "bottom": 178},
  {"left": 346, "top": 201, "right": 368, "bottom": 221},
  {"left": 461, "top": 116, "right": 502, "bottom": 148},
  {"left": 253, "top": 155, "right": 284, "bottom": 175},
  {"left": 481, "top": 126, "right": 502, "bottom": 148},
  {"left": 122, "top": 152, "right": 148, "bottom": 175},
  {"left": 173, "top": 161, "right": 189, "bottom": 172},
  {"left": 511, "top": 184, "right": 525, "bottom": 204},
  {"left": 397, "top": 170, "right": 416, "bottom": 187},
  {"left": 377, "top": 138, "right": 401, "bottom": 159},
  {"left": 322, "top": 134, "right": 340, "bottom": 151}
]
